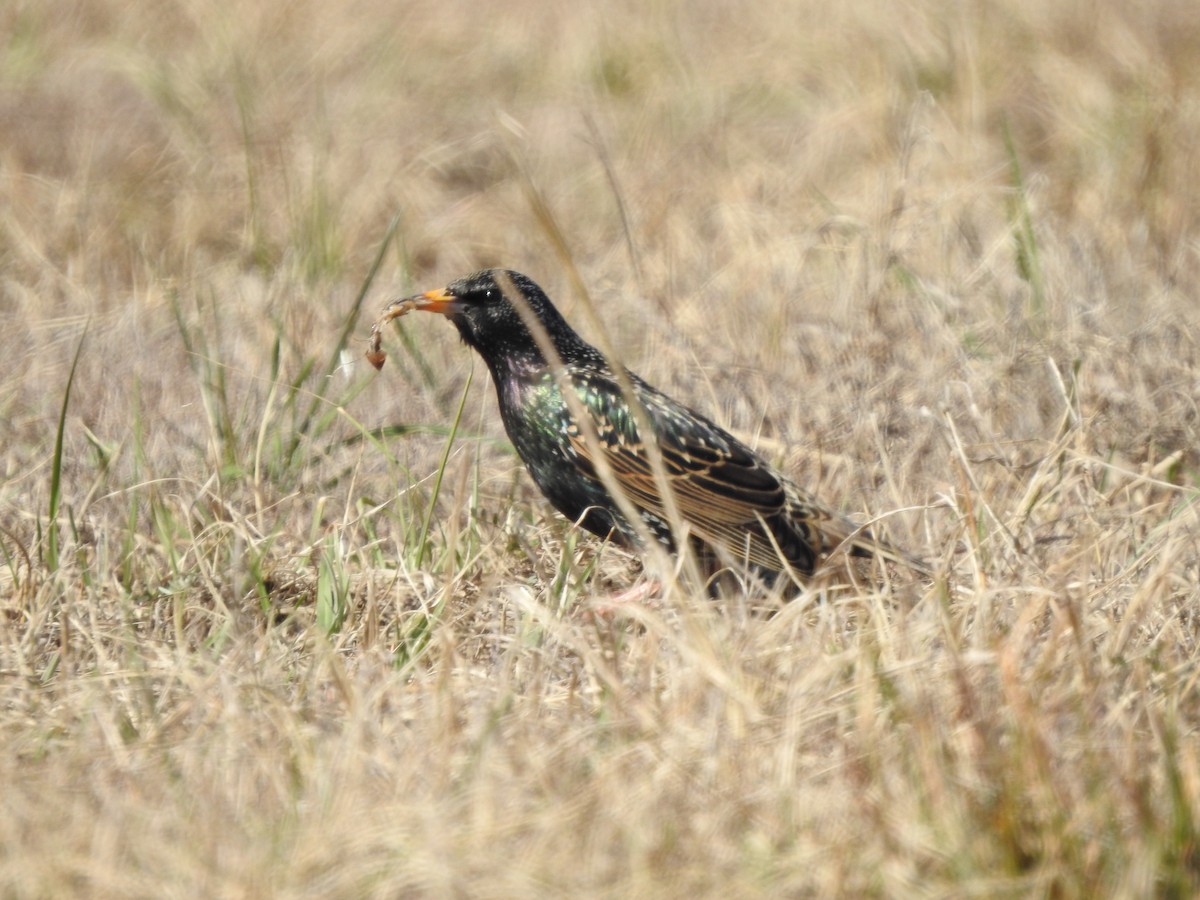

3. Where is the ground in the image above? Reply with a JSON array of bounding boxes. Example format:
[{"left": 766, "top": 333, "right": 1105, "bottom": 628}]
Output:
[{"left": 2, "top": 0, "right": 1199, "bottom": 895}]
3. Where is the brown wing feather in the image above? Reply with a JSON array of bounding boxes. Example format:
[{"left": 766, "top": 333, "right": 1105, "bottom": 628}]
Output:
[
  {"left": 560, "top": 372, "right": 931, "bottom": 576},
  {"left": 565, "top": 395, "right": 817, "bottom": 571}
]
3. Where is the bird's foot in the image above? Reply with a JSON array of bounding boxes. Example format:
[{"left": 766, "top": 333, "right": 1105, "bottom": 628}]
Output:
[{"left": 584, "top": 579, "right": 663, "bottom": 619}]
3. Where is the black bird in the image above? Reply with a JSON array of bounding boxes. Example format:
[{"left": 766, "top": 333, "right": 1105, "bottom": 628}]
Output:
[{"left": 368, "top": 269, "right": 927, "bottom": 585}]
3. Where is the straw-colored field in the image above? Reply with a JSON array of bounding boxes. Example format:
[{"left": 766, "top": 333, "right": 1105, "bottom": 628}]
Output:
[{"left": 3, "top": 0, "right": 1199, "bottom": 895}]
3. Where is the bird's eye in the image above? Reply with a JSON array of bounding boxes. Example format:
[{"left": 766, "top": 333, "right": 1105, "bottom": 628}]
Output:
[{"left": 484, "top": 289, "right": 495, "bottom": 301}]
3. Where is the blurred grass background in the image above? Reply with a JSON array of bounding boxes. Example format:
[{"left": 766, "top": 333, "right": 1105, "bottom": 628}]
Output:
[{"left": 2, "top": 0, "right": 1199, "bottom": 895}]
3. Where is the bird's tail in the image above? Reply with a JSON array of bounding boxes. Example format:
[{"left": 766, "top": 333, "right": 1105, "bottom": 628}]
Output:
[
  {"left": 790, "top": 484, "right": 932, "bottom": 578},
  {"left": 843, "top": 526, "right": 933, "bottom": 578}
]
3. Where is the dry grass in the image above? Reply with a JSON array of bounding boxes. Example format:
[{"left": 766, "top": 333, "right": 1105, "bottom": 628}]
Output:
[{"left": 3, "top": 0, "right": 1200, "bottom": 895}]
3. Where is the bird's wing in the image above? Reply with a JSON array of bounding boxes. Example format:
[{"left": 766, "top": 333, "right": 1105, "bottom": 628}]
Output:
[{"left": 565, "top": 375, "right": 823, "bottom": 571}]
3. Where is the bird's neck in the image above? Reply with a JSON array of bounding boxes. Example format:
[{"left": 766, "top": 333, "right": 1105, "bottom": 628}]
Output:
[
  {"left": 483, "top": 325, "right": 598, "bottom": 376},
  {"left": 484, "top": 345, "right": 550, "bottom": 384}
]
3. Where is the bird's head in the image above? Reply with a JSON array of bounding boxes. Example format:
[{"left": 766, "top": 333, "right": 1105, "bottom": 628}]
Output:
[{"left": 398, "top": 269, "right": 581, "bottom": 367}]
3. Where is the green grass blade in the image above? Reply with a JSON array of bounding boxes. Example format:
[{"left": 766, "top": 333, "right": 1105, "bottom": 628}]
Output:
[
  {"left": 46, "top": 325, "right": 88, "bottom": 573},
  {"left": 413, "top": 365, "right": 473, "bottom": 570},
  {"left": 285, "top": 211, "right": 403, "bottom": 468},
  {"left": 1002, "top": 119, "right": 1046, "bottom": 326},
  {"left": 316, "top": 537, "right": 349, "bottom": 636}
]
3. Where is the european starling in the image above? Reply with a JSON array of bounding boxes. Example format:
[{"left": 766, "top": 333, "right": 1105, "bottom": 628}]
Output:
[{"left": 368, "top": 269, "right": 927, "bottom": 584}]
